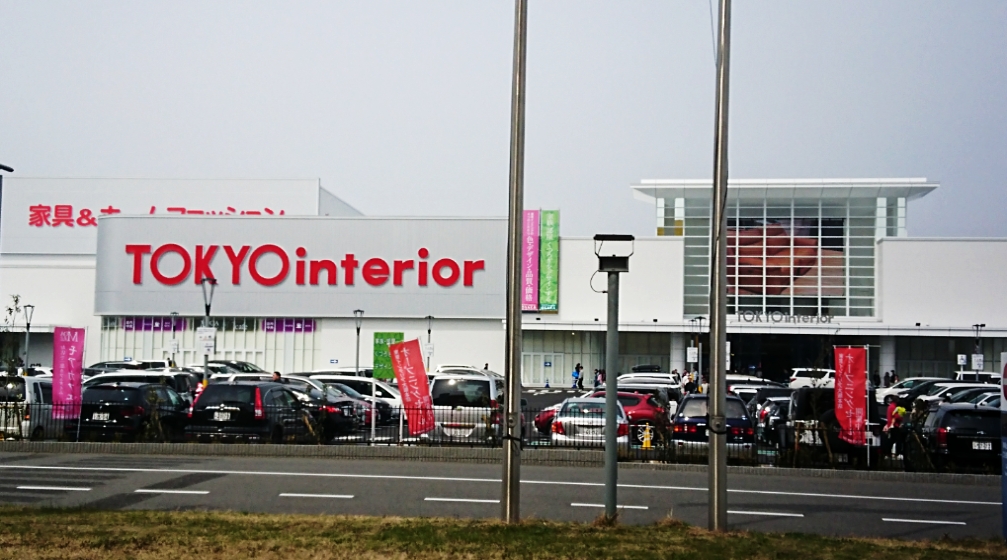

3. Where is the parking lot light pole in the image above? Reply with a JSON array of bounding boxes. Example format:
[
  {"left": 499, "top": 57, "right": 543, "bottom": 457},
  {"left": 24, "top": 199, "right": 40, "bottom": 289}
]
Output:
[
  {"left": 502, "top": 0, "right": 528, "bottom": 525},
  {"left": 200, "top": 278, "right": 217, "bottom": 385},
  {"left": 169, "top": 311, "right": 179, "bottom": 367},
  {"left": 23, "top": 304, "right": 34, "bottom": 370},
  {"left": 594, "top": 234, "right": 634, "bottom": 520},
  {"left": 425, "top": 315, "right": 434, "bottom": 372},
  {"left": 973, "top": 323, "right": 986, "bottom": 371},
  {"left": 354, "top": 310, "right": 372, "bottom": 443},
  {"left": 708, "top": 0, "right": 732, "bottom": 533}
]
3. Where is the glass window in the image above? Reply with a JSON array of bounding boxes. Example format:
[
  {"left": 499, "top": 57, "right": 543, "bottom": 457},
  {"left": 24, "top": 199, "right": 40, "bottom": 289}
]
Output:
[
  {"left": 83, "top": 386, "right": 141, "bottom": 404},
  {"left": 199, "top": 385, "right": 256, "bottom": 405},
  {"left": 431, "top": 378, "right": 492, "bottom": 407}
]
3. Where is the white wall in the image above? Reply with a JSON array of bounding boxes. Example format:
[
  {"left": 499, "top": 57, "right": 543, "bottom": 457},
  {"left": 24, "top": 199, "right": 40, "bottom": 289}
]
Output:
[
  {"left": 0, "top": 255, "right": 102, "bottom": 366},
  {"left": 316, "top": 317, "right": 504, "bottom": 373},
  {"left": 527, "top": 237, "right": 683, "bottom": 327},
  {"left": 878, "top": 238, "right": 1007, "bottom": 329}
]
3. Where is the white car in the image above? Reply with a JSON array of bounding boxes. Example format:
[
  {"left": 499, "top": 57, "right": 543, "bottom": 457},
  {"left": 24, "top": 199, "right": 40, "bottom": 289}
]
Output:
[
  {"left": 550, "top": 398, "right": 629, "bottom": 448},
  {"left": 788, "top": 368, "right": 836, "bottom": 389},
  {"left": 917, "top": 382, "right": 990, "bottom": 404},
  {"left": 618, "top": 372, "right": 681, "bottom": 385},
  {"left": 875, "top": 377, "right": 944, "bottom": 404},
  {"left": 308, "top": 374, "right": 402, "bottom": 408},
  {"left": 427, "top": 374, "right": 505, "bottom": 442}
]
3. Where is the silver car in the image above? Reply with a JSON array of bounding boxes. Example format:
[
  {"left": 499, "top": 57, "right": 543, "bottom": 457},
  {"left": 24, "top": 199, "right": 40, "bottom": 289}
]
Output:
[
  {"left": 427, "top": 374, "right": 505, "bottom": 442},
  {"left": 550, "top": 398, "right": 629, "bottom": 448},
  {"left": 0, "top": 376, "right": 59, "bottom": 440}
]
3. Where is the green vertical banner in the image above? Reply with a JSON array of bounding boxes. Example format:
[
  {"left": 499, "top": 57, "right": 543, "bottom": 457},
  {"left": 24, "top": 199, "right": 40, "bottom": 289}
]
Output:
[
  {"left": 538, "top": 210, "right": 560, "bottom": 311},
  {"left": 373, "top": 332, "right": 404, "bottom": 379}
]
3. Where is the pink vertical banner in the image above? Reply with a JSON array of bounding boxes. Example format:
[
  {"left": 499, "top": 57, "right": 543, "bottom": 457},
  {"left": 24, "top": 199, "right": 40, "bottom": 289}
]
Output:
[
  {"left": 52, "top": 327, "right": 85, "bottom": 420},
  {"left": 521, "top": 209, "right": 540, "bottom": 311},
  {"left": 390, "top": 339, "right": 435, "bottom": 436}
]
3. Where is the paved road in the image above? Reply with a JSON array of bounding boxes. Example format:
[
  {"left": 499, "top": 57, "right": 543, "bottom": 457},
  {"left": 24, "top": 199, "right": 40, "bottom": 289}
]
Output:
[{"left": 0, "top": 452, "right": 999, "bottom": 540}]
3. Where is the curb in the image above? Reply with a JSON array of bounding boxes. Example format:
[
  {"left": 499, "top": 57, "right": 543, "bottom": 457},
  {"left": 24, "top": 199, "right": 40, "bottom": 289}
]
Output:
[{"left": 0, "top": 441, "right": 997, "bottom": 486}]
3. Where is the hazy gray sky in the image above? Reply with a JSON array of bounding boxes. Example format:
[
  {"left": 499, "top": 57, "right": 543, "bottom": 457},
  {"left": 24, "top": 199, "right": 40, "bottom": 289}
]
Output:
[{"left": 1, "top": 1, "right": 1004, "bottom": 238}]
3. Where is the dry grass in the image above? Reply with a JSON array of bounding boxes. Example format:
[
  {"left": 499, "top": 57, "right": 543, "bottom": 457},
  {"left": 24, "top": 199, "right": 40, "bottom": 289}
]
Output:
[{"left": 0, "top": 506, "right": 1004, "bottom": 559}]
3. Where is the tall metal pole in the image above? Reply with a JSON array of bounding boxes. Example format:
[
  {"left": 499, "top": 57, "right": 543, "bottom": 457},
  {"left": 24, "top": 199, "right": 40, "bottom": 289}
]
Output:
[
  {"left": 502, "top": 0, "right": 528, "bottom": 524},
  {"left": 603, "top": 271, "right": 620, "bottom": 518},
  {"left": 23, "top": 305, "right": 34, "bottom": 370},
  {"left": 708, "top": 0, "right": 732, "bottom": 532}
]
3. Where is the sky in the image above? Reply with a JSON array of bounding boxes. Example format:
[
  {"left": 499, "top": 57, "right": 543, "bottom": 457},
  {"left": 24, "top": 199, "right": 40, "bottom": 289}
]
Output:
[{"left": 1, "top": 1, "right": 1004, "bottom": 238}]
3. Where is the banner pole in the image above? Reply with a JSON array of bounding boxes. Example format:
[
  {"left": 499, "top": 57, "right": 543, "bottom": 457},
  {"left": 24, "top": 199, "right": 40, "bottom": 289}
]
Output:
[{"left": 865, "top": 344, "right": 870, "bottom": 469}]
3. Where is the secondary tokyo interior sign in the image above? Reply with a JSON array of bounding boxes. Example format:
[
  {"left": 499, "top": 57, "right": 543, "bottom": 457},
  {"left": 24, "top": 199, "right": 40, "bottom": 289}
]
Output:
[{"left": 95, "top": 216, "right": 507, "bottom": 318}]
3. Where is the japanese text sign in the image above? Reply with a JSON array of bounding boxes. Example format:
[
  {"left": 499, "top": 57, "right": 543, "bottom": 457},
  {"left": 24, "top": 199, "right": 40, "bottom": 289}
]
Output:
[
  {"left": 390, "top": 338, "right": 436, "bottom": 436},
  {"left": 834, "top": 347, "right": 867, "bottom": 446},
  {"left": 521, "top": 210, "right": 540, "bottom": 311},
  {"left": 373, "top": 332, "right": 405, "bottom": 379},
  {"left": 52, "top": 327, "right": 85, "bottom": 420}
]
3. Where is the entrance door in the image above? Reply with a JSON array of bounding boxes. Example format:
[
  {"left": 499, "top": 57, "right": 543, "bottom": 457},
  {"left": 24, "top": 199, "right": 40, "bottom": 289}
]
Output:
[{"left": 521, "top": 353, "right": 564, "bottom": 387}]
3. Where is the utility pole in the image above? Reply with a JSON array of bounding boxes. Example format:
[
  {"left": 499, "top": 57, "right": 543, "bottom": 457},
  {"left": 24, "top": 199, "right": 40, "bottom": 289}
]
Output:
[
  {"left": 502, "top": 0, "right": 528, "bottom": 524},
  {"left": 708, "top": 0, "right": 732, "bottom": 532}
]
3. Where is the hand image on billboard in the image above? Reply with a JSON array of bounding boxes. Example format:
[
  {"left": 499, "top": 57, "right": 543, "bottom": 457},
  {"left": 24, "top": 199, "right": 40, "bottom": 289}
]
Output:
[{"left": 727, "top": 223, "right": 844, "bottom": 297}]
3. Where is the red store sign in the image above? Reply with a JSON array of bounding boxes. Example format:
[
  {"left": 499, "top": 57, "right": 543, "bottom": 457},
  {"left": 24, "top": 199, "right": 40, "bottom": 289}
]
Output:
[{"left": 125, "top": 243, "right": 487, "bottom": 288}]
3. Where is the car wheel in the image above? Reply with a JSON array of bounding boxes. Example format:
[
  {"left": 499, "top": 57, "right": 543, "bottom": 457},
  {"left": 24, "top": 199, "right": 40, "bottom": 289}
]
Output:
[
  {"left": 30, "top": 426, "right": 44, "bottom": 441},
  {"left": 634, "top": 423, "right": 654, "bottom": 446},
  {"left": 270, "top": 426, "right": 284, "bottom": 444}
]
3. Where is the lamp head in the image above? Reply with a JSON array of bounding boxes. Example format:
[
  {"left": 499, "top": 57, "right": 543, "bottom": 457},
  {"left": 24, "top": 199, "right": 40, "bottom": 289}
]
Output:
[
  {"left": 353, "top": 309, "right": 364, "bottom": 329},
  {"left": 200, "top": 277, "right": 217, "bottom": 309},
  {"left": 23, "top": 304, "right": 34, "bottom": 324}
]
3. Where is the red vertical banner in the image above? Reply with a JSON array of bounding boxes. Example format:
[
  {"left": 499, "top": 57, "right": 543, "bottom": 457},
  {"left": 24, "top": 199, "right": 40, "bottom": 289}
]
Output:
[
  {"left": 834, "top": 347, "right": 867, "bottom": 446},
  {"left": 52, "top": 327, "right": 85, "bottom": 420},
  {"left": 390, "top": 339, "right": 435, "bottom": 436}
]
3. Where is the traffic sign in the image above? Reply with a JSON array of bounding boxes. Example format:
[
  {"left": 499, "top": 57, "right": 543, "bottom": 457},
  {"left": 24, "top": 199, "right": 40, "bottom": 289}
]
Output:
[{"left": 687, "top": 346, "right": 698, "bottom": 363}]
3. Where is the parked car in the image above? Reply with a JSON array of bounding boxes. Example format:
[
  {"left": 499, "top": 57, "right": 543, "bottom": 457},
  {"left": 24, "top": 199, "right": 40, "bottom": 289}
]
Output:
[
  {"left": 917, "top": 383, "right": 990, "bottom": 404},
  {"left": 748, "top": 387, "right": 794, "bottom": 417},
  {"left": 779, "top": 387, "right": 882, "bottom": 465},
  {"left": 0, "top": 376, "right": 59, "bottom": 440},
  {"left": 585, "top": 390, "right": 670, "bottom": 444},
  {"left": 312, "top": 366, "right": 375, "bottom": 378},
  {"left": 326, "top": 382, "right": 395, "bottom": 425},
  {"left": 84, "top": 370, "right": 201, "bottom": 403},
  {"left": 615, "top": 382, "right": 677, "bottom": 417},
  {"left": 209, "top": 360, "right": 266, "bottom": 374},
  {"left": 727, "top": 374, "right": 784, "bottom": 387},
  {"left": 954, "top": 371, "right": 1003, "bottom": 384},
  {"left": 755, "top": 396, "right": 790, "bottom": 445},
  {"left": 788, "top": 368, "right": 836, "bottom": 389},
  {"left": 427, "top": 374, "right": 504, "bottom": 442},
  {"left": 904, "top": 403, "right": 1001, "bottom": 472},
  {"left": 618, "top": 372, "right": 681, "bottom": 386},
  {"left": 970, "top": 392, "right": 1001, "bottom": 407},
  {"left": 670, "top": 394, "right": 756, "bottom": 461},
  {"left": 67, "top": 382, "right": 188, "bottom": 442},
  {"left": 186, "top": 381, "right": 315, "bottom": 443},
  {"left": 83, "top": 360, "right": 146, "bottom": 376},
  {"left": 875, "top": 377, "right": 944, "bottom": 404},
  {"left": 308, "top": 374, "right": 402, "bottom": 409},
  {"left": 534, "top": 402, "right": 564, "bottom": 435},
  {"left": 550, "top": 398, "right": 629, "bottom": 448},
  {"left": 212, "top": 373, "right": 370, "bottom": 428},
  {"left": 943, "top": 386, "right": 999, "bottom": 405}
]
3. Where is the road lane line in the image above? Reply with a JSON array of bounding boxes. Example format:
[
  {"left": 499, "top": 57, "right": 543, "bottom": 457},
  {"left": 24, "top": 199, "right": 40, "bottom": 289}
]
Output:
[
  {"left": 728, "top": 510, "right": 804, "bottom": 518},
  {"left": 134, "top": 489, "right": 209, "bottom": 495},
  {"left": 571, "top": 503, "right": 649, "bottom": 510},
  {"left": 425, "top": 497, "right": 499, "bottom": 504},
  {"left": 280, "top": 493, "right": 354, "bottom": 499},
  {"left": 16, "top": 485, "right": 91, "bottom": 491},
  {"left": 883, "top": 518, "right": 967, "bottom": 526},
  {"left": 2, "top": 465, "right": 998, "bottom": 506}
]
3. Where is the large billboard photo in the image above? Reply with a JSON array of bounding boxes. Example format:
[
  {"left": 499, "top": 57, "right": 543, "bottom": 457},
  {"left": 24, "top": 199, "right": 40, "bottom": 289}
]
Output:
[{"left": 727, "top": 218, "right": 845, "bottom": 297}]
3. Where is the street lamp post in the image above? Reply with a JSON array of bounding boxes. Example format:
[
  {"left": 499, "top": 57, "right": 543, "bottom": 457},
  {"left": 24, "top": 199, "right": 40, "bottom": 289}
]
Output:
[
  {"left": 23, "top": 304, "right": 35, "bottom": 371},
  {"left": 169, "top": 311, "right": 179, "bottom": 367},
  {"left": 973, "top": 323, "right": 986, "bottom": 372},
  {"left": 354, "top": 310, "right": 372, "bottom": 443},
  {"left": 425, "top": 315, "right": 434, "bottom": 372},
  {"left": 200, "top": 278, "right": 217, "bottom": 384}
]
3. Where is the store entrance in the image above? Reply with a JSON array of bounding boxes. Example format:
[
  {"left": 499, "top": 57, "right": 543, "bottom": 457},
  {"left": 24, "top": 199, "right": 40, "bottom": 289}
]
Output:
[{"left": 729, "top": 334, "right": 835, "bottom": 383}]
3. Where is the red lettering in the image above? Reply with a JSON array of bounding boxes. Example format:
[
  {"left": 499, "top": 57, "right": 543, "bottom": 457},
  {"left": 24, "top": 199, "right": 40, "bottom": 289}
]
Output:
[
  {"left": 150, "top": 244, "right": 191, "bottom": 285},
  {"left": 363, "top": 258, "right": 390, "bottom": 286},
  {"left": 418, "top": 248, "right": 429, "bottom": 286},
  {"left": 223, "top": 245, "right": 250, "bottom": 284},
  {"left": 463, "top": 260, "right": 485, "bottom": 287},
  {"left": 194, "top": 245, "right": 218, "bottom": 284},
  {"left": 393, "top": 260, "right": 414, "bottom": 286},
  {"left": 309, "top": 260, "right": 337, "bottom": 285},
  {"left": 248, "top": 244, "right": 290, "bottom": 286},
  {"left": 340, "top": 254, "right": 359, "bottom": 285},
  {"left": 432, "top": 258, "right": 460, "bottom": 287},
  {"left": 125, "top": 244, "right": 152, "bottom": 284},
  {"left": 296, "top": 260, "right": 306, "bottom": 285}
]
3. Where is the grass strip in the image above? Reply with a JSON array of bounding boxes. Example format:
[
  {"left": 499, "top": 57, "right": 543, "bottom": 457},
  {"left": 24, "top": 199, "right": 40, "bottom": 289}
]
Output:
[{"left": 0, "top": 505, "right": 1004, "bottom": 559}]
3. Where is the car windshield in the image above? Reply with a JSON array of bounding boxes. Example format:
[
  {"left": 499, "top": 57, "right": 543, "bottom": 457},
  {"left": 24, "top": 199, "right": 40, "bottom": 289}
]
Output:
[
  {"left": 431, "top": 379, "right": 492, "bottom": 407},
  {"left": 969, "top": 392, "right": 998, "bottom": 404},
  {"left": 945, "top": 411, "right": 998, "bottom": 432},
  {"left": 215, "top": 361, "right": 264, "bottom": 373},
  {"left": 0, "top": 377, "right": 26, "bottom": 402},
  {"left": 198, "top": 385, "right": 256, "bottom": 405},
  {"left": 794, "top": 370, "right": 829, "bottom": 379},
  {"left": 926, "top": 384, "right": 959, "bottom": 396},
  {"left": 678, "top": 399, "right": 747, "bottom": 419},
  {"left": 589, "top": 393, "right": 641, "bottom": 407},
  {"left": 331, "top": 383, "right": 362, "bottom": 399},
  {"left": 83, "top": 386, "right": 141, "bottom": 403}
]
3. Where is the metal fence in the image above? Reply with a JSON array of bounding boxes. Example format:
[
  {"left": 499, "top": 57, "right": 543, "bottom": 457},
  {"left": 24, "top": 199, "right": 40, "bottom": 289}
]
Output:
[{"left": 0, "top": 402, "right": 998, "bottom": 475}]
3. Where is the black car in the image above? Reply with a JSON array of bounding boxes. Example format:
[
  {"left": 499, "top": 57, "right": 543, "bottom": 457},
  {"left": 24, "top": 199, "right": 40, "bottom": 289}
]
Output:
[
  {"left": 670, "top": 394, "right": 756, "bottom": 462},
  {"left": 83, "top": 370, "right": 201, "bottom": 404},
  {"left": 328, "top": 382, "right": 395, "bottom": 425},
  {"left": 208, "top": 360, "right": 266, "bottom": 374},
  {"left": 905, "top": 403, "right": 1001, "bottom": 472},
  {"left": 67, "top": 382, "right": 188, "bottom": 442},
  {"left": 186, "top": 381, "right": 315, "bottom": 444},
  {"left": 284, "top": 386, "right": 358, "bottom": 439}
]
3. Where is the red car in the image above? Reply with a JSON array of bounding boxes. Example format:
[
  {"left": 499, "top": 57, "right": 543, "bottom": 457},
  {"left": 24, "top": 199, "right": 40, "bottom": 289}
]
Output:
[
  {"left": 586, "top": 391, "right": 669, "bottom": 443},
  {"left": 534, "top": 403, "right": 563, "bottom": 435}
]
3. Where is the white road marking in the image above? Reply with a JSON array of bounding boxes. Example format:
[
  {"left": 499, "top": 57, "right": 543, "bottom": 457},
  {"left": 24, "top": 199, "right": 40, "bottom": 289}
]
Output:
[
  {"left": 134, "top": 489, "right": 209, "bottom": 495},
  {"left": 883, "top": 518, "right": 967, "bottom": 526},
  {"left": 571, "top": 503, "right": 649, "bottom": 510},
  {"left": 280, "top": 493, "right": 354, "bottom": 499},
  {"left": 16, "top": 485, "right": 91, "bottom": 492},
  {"left": 2, "top": 465, "right": 998, "bottom": 507},
  {"left": 425, "top": 497, "right": 499, "bottom": 504},
  {"left": 728, "top": 510, "right": 804, "bottom": 518}
]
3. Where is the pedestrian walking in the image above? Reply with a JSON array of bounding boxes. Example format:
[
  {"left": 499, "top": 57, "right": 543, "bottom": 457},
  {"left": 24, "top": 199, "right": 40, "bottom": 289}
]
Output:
[
  {"left": 883, "top": 371, "right": 891, "bottom": 387},
  {"left": 593, "top": 369, "right": 601, "bottom": 389},
  {"left": 576, "top": 364, "right": 585, "bottom": 391},
  {"left": 571, "top": 363, "right": 583, "bottom": 389}
]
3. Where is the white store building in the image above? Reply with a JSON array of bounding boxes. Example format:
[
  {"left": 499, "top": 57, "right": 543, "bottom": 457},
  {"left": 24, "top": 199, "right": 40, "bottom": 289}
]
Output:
[{"left": 2, "top": 176, "right": 1005, "bottom": 385}]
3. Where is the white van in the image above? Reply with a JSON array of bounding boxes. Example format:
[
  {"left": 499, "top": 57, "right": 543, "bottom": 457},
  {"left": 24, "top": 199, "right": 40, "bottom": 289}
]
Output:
[
  {"left": 788, "top": 368, "right": 836, "bottom": 389},
  {"left": 0, "top": 376, "right": 59, "bottom": 440}
]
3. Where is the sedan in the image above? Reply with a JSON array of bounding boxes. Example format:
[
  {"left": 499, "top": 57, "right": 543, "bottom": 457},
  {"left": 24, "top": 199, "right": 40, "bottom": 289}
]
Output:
[{"left": 550, "top": 398, "right": 629, "bottom": 448}]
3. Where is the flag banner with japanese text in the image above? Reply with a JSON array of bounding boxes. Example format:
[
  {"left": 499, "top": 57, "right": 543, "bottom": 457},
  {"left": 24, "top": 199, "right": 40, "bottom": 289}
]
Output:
[
  {"left": 390, "top": 338, "right": 435, "bottom": 436},
  {"left": 52, "top": 327, "right": 85, "bottom": 419},
  {"left": 834, "top": 346, "right": 867, "bottom": 446},
  {"left": 521, "top": 210, "right": 540, "bottom": 311}
]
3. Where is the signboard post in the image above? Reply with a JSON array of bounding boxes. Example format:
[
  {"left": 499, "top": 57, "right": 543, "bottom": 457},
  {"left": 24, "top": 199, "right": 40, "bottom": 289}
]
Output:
[
  {"left": 196, "top": 327, "right": 216, "bottom": 356},
  {"left": 390, "top": 338, "right": 435, "bottom": 437},
  {"left": 958, "top": 354, "right": 968, "bottom": 367}
]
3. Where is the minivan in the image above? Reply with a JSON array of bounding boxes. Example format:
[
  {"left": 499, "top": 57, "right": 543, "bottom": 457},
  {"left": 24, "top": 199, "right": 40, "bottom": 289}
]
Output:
[
  {"left": 0, "top": 376, "right": 58, "bottom": 440},
  {"left": 427, "top": 374, "right": 505, "bottom": 442}
]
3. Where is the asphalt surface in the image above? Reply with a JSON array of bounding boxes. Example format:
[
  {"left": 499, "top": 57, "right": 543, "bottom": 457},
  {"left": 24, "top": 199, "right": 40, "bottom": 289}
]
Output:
[{"left": 0, "top": 451, "right": 1000, "bottom": 540}]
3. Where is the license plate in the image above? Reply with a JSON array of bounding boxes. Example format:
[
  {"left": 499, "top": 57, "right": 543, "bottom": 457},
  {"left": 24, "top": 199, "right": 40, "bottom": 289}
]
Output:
[
  {"left": 92, "top": 412, "right": 110, "bottom": 421},
  {"left": 580, "top": 427, "right": 601, "bottom": 436},
  {"left": 973, "top": 441, "right": 992, "bottom": 451},
  {"left": 213, "top": 411, "right": 231, "bottom": 421}
]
